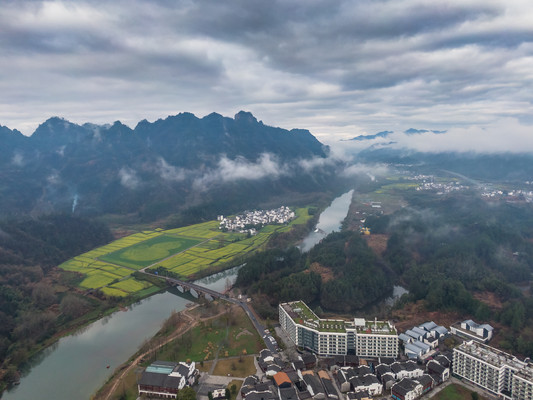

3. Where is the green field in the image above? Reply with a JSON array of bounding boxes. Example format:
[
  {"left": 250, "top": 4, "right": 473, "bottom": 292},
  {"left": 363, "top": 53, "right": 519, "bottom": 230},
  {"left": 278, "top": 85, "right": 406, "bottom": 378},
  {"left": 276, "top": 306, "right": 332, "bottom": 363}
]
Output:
[
  {"left": 99, "top": 235, "right": 203, "bottom": 269},
  {"left": 58, "top": 207, "right": 312, "bottom": 297},
  {"left": 432, "top": 384, "right": 487, "bottom": 400}
]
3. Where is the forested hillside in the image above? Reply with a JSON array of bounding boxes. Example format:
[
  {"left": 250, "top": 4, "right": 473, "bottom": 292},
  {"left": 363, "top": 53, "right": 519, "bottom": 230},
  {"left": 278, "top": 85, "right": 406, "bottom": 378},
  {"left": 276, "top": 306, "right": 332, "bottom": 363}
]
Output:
[
  {"left": 366, "top": 191, "right": 533, "bottom": 356},
  {"left": 0, "top": 111, "right": 338, "bottom": 220},
  {"left": 235, "top": 231, "right": 393, "bottom": 318},
  {"left": 0, "top": 215, "right": 113, "bottom": 389}
]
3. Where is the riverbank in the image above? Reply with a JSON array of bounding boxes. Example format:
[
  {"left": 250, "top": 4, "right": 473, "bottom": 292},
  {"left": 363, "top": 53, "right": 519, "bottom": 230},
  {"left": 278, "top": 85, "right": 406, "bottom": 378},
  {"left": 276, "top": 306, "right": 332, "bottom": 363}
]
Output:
[
  {"left": 93, "top": 302, "right": 202, "bottom": 400},
  {"left": 2, "top": 266, "right": 243, "bottom": 400},
  {"left": 93, "top": 301, "right": 263, "bottom": 400},
  {"left": 0, "top": 277, "right": 165, "bottom": 396}
]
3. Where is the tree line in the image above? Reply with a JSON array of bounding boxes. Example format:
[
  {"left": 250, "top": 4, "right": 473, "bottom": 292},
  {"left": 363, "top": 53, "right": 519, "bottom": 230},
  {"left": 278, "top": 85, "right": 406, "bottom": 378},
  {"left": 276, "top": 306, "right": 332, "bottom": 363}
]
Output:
[
  {"left": 0, "top": 214, "right": 113, "bottom": 392},
  {"left": 368, "top": 192, "right": 533, "bottom": 357},
  {"left": 235, "top": 230, "right": 392, "bottom": 318}
]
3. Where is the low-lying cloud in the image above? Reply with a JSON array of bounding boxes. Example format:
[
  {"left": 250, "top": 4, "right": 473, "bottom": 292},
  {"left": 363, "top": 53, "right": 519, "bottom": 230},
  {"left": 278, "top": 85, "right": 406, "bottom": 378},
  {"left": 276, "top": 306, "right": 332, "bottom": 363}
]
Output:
[
  {"left": 337, "top": 118, "right": 533, "bottom": 154},
  {"left": 155, "top": 157, "right": 187, "bottom": 182},
  {"left": 118, "top": 166, "right": 140, "bottom": 189},
  {"left": 341, "top": 163, "right": 391, "bottom": 181},
  {"left": 193, "top": 153, "right": 288, "bottom": 190}
]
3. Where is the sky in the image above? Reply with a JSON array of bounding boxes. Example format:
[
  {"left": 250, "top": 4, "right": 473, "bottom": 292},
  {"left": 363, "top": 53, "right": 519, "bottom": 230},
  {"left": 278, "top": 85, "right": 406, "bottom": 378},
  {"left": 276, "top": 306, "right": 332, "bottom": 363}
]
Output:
[{"left": 1, "top": 0, "right": 533, "bottom": 150}]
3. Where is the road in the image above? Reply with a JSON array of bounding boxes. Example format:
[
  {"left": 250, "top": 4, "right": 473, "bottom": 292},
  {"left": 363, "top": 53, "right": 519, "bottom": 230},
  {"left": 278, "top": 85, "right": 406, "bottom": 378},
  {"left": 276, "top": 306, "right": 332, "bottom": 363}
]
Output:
[{"left": 141, "top": 271, "right": 278, "bottom": 354}]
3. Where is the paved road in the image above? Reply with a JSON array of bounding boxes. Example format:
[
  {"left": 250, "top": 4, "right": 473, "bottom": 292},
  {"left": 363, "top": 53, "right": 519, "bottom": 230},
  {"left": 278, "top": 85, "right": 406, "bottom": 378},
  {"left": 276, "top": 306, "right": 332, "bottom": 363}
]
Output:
[{"left": 141, "top": 271, "right": 277, "bottom": 353}]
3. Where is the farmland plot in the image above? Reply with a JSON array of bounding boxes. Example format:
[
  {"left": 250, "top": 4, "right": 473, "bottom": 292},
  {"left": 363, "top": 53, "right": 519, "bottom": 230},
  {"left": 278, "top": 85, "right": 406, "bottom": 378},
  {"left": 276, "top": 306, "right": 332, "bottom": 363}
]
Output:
[{"left": 59, "top": 207, "right": 312, "bottom": 296}]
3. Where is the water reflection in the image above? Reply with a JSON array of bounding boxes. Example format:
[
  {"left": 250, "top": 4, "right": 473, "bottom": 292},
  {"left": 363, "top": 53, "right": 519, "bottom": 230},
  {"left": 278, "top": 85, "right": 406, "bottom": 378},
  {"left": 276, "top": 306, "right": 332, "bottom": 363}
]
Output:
[
  {"left": 3, "top": 269, "right": 239, "bottom": 400},
  {"left": 385, "top": 285, "right": 409, "bottom": 306},
  {"left": 194, "top": 265, "right": 242, "bottom": 291},
  {"left": 300, "top": 190, "right": 354, "bottom": 252}
]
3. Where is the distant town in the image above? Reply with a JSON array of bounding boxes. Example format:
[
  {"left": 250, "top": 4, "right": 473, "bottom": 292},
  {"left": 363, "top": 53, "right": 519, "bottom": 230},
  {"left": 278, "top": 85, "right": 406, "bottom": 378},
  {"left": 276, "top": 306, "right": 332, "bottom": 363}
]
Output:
[{"left": 218, "top": 206, "right": 296, "bottom": 235}]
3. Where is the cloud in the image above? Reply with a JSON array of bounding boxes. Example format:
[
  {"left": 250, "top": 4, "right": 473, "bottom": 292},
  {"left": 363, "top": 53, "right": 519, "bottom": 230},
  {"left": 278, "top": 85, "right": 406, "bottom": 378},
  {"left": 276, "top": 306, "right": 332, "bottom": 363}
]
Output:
[
  {"left": 12, "top": 151, "right": 25, "bottom": 166},
  {"left": 47, "top": 171, "right": 61, "bottom": 184},
  {"left": 338, "top": 118, "right": 533, "bottom": 154},
  {"left": 193, "top": 153, "right": 288, "bottom": 190},
  {"left": 118, "top": 167, "right": 140, "bottom": 189},
  {"left": 341, "top": 163, "right": 391, "bottom": 181},
  {"left": 155, "top": 157, "right": 187, "bottom": 181},
  {"left": 297, "top": 155, "right": 338, "bottom": 172},
  {"left": 0, "top": 0, "right": 532, "bottom": 145}
]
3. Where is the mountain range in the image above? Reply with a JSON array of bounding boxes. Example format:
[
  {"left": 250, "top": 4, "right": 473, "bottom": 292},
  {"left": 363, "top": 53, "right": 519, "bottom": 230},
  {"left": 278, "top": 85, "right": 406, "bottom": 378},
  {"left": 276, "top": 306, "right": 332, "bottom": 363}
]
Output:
[{"left": 0, "top": 111, "right": 336, "bottom": 220}]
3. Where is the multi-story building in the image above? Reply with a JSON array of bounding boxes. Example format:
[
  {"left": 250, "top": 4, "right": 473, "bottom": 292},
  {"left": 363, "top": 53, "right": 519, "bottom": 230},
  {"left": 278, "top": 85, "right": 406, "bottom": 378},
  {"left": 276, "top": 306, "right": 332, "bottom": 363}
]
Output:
[
  {"left": 453, "top": 341, "right": 533, "bottom": 399},
  {"left": 279, "top": 301, "right": 398, "bottom": 357},
  {"left": 450, "top": 319, "right": 494, "bottom": 343}
]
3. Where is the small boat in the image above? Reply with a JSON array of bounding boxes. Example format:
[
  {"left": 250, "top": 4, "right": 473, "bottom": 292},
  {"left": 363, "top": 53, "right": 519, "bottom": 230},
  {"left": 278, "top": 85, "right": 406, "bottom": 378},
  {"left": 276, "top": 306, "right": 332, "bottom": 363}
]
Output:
[{"left": 314, "top": 228, "right": 319, "bottom": 233}]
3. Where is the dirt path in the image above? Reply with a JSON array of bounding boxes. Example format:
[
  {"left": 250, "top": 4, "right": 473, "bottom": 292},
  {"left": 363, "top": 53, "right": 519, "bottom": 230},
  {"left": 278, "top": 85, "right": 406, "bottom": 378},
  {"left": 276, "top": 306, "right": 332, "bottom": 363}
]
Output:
[
  {"left": 96, "top": 304, "right": 230, "bottom": 400},
  {"left": 208, "top": 325, "right": 229, "bottom": 375}
]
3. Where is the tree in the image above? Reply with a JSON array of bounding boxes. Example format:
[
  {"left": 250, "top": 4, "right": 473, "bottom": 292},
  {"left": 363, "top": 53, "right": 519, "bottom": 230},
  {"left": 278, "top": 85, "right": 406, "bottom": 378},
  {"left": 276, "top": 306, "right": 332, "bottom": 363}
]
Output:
[
  {"left": 31, "top": 283, "right": 57, "bottom": 309},
  {"left": 60, "top": 294, "right": 90, "bottom": 319},
  {"left": 177, "top": 386, "right": 197, "bottom": 400}
]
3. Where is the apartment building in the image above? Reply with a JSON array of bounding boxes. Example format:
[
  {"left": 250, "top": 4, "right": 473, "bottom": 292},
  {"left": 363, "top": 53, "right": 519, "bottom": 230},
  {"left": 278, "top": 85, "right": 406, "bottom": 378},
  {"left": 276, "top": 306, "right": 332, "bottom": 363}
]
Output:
[
  {"left": 279, "top": 301, "right": 398, "bottom": 357},
  {"left": 453, "top": 341, "right": 533, "bottom": 400}
]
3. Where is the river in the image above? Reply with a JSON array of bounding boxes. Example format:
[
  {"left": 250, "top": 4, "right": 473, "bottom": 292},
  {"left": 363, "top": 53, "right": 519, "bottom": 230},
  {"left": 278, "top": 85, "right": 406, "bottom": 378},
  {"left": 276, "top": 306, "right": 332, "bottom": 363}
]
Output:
[
  {"left": 2, "top": 267, "right": 240, "bottom": 400},
  {"left": 299, "top": 189, "right": 354, "bottom": 252}
]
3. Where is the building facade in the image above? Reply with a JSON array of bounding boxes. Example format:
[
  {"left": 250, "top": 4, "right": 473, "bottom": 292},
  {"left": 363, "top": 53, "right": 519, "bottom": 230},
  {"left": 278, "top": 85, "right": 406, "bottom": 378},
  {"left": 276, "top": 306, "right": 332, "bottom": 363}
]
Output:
[
  {"left": 279, "top": 301, "right": 398, "bottom": 357},
  {"left": 453, "top": 341, "right": 533, "bottom": 400},
  {"left": 451, "top": 319, "right": 493, "bottom": 343}
]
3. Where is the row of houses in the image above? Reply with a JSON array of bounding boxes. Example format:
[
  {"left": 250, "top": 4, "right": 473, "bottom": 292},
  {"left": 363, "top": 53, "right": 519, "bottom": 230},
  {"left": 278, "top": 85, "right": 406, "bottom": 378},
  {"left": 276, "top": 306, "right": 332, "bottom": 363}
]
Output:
[
  {"left": 242, "top": 356, "right": 339, "bottom": 400},
  {"left": 218, "top": 206, "right": 295, "bottom": 233},
  {"left": 398, "top": 321, "right": 448, "bottom": 360},
  {"left": 334, "top": 355, "right": 451, "bottom": 400}
]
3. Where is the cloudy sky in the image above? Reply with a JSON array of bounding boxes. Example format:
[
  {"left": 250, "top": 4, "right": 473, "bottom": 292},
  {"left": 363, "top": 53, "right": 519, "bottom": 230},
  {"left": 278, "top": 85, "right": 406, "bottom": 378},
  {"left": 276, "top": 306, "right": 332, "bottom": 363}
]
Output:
[{"left": 1, "top": 0, "right": 532, "bottom": 148}]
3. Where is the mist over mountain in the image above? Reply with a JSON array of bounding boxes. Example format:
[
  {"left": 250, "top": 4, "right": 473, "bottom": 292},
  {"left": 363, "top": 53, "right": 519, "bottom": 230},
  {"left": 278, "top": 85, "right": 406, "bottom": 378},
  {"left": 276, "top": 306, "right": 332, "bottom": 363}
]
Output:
[
  {"left": 0, "top": 112, "right": 337, "bottom": 220},
  {"left": 336, "top": 126, "right": 533, "bottom": 182}
]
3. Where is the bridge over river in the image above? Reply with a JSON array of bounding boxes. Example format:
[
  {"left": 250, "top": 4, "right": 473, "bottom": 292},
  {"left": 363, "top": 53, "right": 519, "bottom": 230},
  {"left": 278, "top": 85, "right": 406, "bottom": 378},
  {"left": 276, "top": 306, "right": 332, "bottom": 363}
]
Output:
[{"left": 141, "top": 271, "right": 279, "bottom": 354}]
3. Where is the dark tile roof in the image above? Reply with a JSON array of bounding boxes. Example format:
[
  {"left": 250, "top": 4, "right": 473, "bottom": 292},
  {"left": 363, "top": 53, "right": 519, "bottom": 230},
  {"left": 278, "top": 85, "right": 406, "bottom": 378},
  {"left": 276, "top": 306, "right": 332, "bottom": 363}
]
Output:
[
  {"left": 303, "top": 373, "right": 324, "bottom": 395},
  {"left": 347, "top": 390, "right": 370, "bottom": 400},
  {"left": 356, "top": 366, "right": 371, "bottom": 376},
  {"left": 176, "top": 364, "right": 190, "bottom": 376},
  {"left": 260, "top": 349, "right": 273, "bottom": 359},
  {"left": 390, "top": 363, "right": 403, "bottom": 374},
  {"left": 337, "top": 368, "right": 354, "bottom": 384},
  {"left": 246, "top": 391, "right": 278, "bottom": 400},
  {"left": 435, "top": 355, "right": 451, "bottom": 368},
  {"left": 301, "top": 353, "right": 317, "bottom": 364},
  {"left": 138, "top": 372, "right": 181, "bottom": 389},
  {"left": 321, "top": 377, "right": 338, "bottom": 398},
  {"left": 376, "top": 364, "right": 392, "bottom": 376},
  {"left": 392, "top": 378, "right": 420, "bottom": 396},
  {"left": 346, "top": 355, "right": 359, "bottom": 364},
  {"left": 427, "top": 360, "right": 446, "bottom": 374},
  {"left": 279, "top": 386, "right": 299, "bottom": 400},
  {"left": 292, "top": 360, "right": 305, "bottom": 370},
  {"left": 285, "top": 369, "right": 300, "bottom": 383},
  {"left": 404, "top": 361, "right": 421, "bottom": 372},
  {"left": 414, "top": 374, "right": 434, "bottom": 387},
  {"left": 243, "top": 375, "right": 260, "bottom": 387},
  {"left": 334, "top": 355, "right": 345, "bottom": 365}
]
